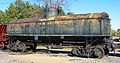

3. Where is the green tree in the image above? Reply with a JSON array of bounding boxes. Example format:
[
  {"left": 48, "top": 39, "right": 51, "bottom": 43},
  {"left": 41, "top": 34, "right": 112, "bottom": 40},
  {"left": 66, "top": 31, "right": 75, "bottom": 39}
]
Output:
[
  {"left": 115, "top": 29, "right": 120, "bottom": 37},
  {"left": 57, "top": 7, "right": 65, "bottom": 16},
  {"left": 6, "top": 3, "right": 18, "bottom": 20},
  {"left": 6, "top": 0, "right": 44, "bottom": 22},
  {"left": 0, "top": 10, "right": 8, "bottom": 24},
  {"left": 32, "top": 4, "right": 44, "bottom": 17},
  {"left": 110, "top": 29, "right": 116, "bottom": 36},
  {"left": 110, "top": 29, "right": 120, "bottom": 37},
  {"left": 0, "top": 10, "right": 5, "bottom": 23},
  {"left": 0, "top": 0, "right": 66, "bottom": 24},
  {"left": 67, "top": 12, "right": 73, "bottom": 15}
]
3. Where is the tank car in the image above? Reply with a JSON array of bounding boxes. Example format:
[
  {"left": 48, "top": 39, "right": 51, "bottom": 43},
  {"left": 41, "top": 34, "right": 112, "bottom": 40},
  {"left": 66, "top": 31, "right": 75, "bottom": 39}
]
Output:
[{"left": 5, "top": 12, "right": 115, "bottom": 58}]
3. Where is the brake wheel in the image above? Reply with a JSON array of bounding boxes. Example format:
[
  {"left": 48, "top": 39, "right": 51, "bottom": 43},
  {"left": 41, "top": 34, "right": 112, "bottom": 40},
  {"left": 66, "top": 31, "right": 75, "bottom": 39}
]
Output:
[{"left": 93, "top": 47, "right": 105, "bottom": 59}]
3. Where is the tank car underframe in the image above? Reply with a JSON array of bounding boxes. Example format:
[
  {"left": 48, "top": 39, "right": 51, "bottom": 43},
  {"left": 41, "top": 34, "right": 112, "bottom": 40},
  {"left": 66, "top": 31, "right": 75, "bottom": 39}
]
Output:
[
  {"left": 6, "top": 36, "right": 36, "bottom": 52},
  {"left": 6, "top": 35, "right": 114, "bottom": 58}
]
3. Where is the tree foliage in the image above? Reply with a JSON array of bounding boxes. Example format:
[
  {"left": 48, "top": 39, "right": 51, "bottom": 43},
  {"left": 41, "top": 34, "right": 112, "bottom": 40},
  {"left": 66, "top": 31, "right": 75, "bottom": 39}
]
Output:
[
  {"left": 6, "top": 0, "right": 42, "bottom": 20},
  {"left": 110, "top": 29, "right": 120, "bottom": 37},
  {"left": 0, "top": 0, "right": 65, "bottom": 24},
  {"left": 67, "top": 12, "right": 73, "bottom": 15},
  {"left": 110, "top": 29, "right": 116, "bottom": 36},
  {"left": 57, "top": 7, "right": 65, "bottom": 16},
  {"left": 0, "top": 10, "right": 8, "bottom": 23}
]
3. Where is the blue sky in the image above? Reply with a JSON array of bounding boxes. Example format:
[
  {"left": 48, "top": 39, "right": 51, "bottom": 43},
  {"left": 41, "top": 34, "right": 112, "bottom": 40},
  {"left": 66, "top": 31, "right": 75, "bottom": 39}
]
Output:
[{"left": 0, "top": 0, "right": 120, "bottom": 30}]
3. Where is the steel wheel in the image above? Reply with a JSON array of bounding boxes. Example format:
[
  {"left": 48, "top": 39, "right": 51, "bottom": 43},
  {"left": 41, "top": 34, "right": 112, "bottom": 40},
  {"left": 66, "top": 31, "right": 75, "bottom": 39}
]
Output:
[
  {"left": 19, "top": 43, "right": 27, "bottom": 52},
  {"left": 93, "top": 47, "right": 104, "bottom": 59},
  {"left": 71, "top": 47, "right": 79, "bottom": 56},
  {"left": 0, "top": 42, "right": 5, "bottom": 50}
]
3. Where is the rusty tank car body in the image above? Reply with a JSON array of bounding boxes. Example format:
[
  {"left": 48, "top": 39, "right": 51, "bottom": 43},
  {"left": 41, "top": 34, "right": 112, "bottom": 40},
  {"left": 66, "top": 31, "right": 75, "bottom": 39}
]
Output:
[{"left": 5, "top": 12, "right": 115, "bottom": 59}]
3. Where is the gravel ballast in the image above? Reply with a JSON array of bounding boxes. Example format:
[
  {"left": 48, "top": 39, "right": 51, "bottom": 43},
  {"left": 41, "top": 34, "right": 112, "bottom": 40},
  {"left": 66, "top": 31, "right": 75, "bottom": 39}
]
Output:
[{"left": 0, "top": 50, "right": 120, "bottom": 63}]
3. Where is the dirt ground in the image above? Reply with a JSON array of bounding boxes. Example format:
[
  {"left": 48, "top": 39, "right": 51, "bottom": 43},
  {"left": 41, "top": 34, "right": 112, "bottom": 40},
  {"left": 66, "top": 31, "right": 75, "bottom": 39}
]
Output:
[{"left": 0, "top": 49, "right": 120, "bottom": 63}]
